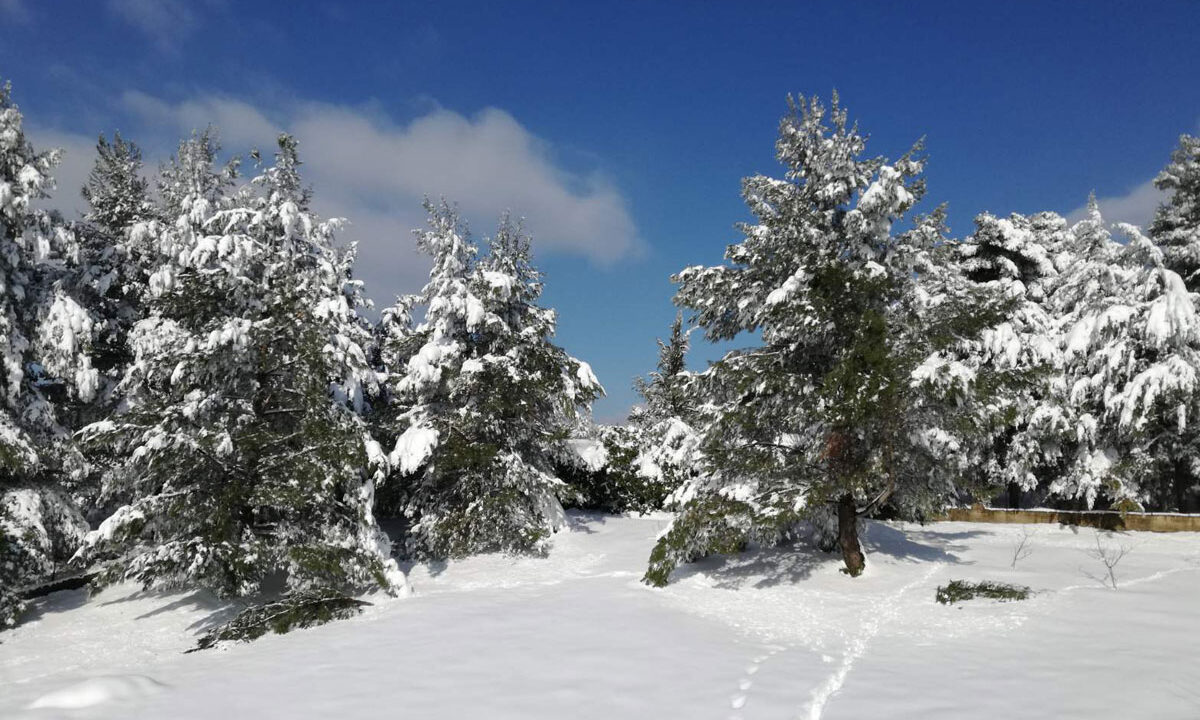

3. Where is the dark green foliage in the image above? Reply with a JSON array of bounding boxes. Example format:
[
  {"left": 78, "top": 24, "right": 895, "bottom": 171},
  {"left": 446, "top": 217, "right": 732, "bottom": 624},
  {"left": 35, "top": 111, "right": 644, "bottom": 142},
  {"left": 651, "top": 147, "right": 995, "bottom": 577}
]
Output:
[
  {"left": 935, "top": 579, "right": 1031, "bottom": 605},
  {"left": 75, "top": 135, "right": 393, "bottom": 599},
  {"left": 74, "top": 132, "right": 156, "bottom": 389},
  {"left": 0, "top": 524, "right": 29, "bottom": 627},
  {"left": 649, "top": 95, "right": 1014, "bottom": 583},
  {"left": 377, "top": 208, "right": 602, "bottom": 560},
  {"left": 560, "top": 427, "right": 672, "bottom": 515},
  {"left": 634, "top": 312, "right": 691, "bottom": 422},
  {"left": 82, "top": 132, "right": 155, "bottom": 237},
  {"left": 643, "top": 495, "right": 799, "bottom": 587},
  {"left": 190, "top": 589, "right": 371, "bottom": 652},
  {"left": 1152, "top": 134, "right": 1200, "bottom": 292}
]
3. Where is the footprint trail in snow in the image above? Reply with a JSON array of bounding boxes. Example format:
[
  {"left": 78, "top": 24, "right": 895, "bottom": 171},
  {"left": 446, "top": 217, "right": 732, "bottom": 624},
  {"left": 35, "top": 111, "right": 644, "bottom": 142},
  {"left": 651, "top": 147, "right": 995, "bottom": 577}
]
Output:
[
  {"left": 728, "top": 644, "right": 787, "bottom": 719},
  {"left": 800, "top": 563, "right": 944, "bottom": 720}
]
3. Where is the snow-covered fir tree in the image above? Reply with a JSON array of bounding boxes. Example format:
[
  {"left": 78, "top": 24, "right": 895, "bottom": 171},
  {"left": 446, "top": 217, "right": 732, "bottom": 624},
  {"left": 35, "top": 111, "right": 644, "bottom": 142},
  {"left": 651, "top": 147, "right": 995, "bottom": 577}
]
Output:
[
  {"left": 1152, "top": 134, "right": 1200, "bottom": 293},
  {"left": 377, "top": 203, "right": 602, "bottom": 559},
  {"left": 73, "top": 133, "right": 399, "bottom": 598},
  {"left": 0, "top": 82, "right": 89, "bottom": 627},
  {"left": 645, "top": 95, "right": 1012, "bottom": 583},
  {"left": 1147, "top": 135, "right": 1200, "bottom": 508},
  {"left": 70, "top": 133, "right": 157, "bottom": 418},
  {"left": 628, "top": 312, "right": 702, "bottom": 508},
  {"left": 633, "top": 312, "right": 690, "bottom": 422},
  {"left": 1053, "top": 210, "right": 1200, "bottom": 510},
  {"left": 951, "top": 210, "right": 1068, "bottom": 507}
]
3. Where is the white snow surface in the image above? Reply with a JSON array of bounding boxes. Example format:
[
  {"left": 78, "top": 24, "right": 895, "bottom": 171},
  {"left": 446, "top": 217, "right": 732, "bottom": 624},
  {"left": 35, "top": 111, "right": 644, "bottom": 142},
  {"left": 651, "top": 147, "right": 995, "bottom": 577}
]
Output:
[{"left": 3, "top": 515, "right": 1199, "bottom": 719}]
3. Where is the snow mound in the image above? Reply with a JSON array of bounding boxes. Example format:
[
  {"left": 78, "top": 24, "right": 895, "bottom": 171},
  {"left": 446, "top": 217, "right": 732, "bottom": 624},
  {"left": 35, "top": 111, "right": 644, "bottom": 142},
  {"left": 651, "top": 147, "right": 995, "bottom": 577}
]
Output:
[{"left": 27, "top": 675, "right": 167, "bottom": 710}]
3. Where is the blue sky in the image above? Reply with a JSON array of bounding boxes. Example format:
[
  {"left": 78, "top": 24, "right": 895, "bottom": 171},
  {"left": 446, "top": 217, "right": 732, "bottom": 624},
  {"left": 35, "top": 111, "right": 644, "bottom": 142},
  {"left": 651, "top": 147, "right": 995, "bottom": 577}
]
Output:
[{"left": 2, "top": 1, "right": 1199, "bottom": 421}]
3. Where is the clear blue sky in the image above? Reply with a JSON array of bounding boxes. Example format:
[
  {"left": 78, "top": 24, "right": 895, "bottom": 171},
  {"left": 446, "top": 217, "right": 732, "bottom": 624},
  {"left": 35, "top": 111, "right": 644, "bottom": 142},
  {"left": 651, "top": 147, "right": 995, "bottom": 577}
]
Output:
[{"left": 3, "top": 1, "right": 1199, "bottom": 421}]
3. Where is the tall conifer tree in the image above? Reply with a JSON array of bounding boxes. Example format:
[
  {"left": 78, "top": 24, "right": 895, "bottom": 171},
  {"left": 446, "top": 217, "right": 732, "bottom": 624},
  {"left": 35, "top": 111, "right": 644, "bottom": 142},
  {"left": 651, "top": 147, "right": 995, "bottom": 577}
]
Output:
[
  {"left": 0, "top": 82, "right": 89, "bottom": 626},
  {"left": 75, "top": 134, "right": 398, "bottom": 597},
  {"left": 646, "top": 95, "right": 1009, "bottom": 583},
  {"left": 379, "top": 205, "right": 602, "bottom": 559}
]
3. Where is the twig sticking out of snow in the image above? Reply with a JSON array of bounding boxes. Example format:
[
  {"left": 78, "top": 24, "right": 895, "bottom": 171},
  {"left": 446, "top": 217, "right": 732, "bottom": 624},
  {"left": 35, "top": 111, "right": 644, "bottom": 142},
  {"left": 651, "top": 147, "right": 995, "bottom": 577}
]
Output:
[
  {"left": 1010, "top": 526, "right": 1036, "bottom": 569},
  {"left": 1083, "top": 529, "right": 1133, "bottom": 590}
]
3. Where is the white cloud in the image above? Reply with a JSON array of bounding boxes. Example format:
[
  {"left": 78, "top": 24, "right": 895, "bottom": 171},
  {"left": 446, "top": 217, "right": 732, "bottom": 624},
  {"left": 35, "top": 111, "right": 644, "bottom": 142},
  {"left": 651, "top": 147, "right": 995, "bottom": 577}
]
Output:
[
  {"left": 116, "top": 92, "right": 641, "bottom": 307},
  {"left": 25, "top": 126, "right": 99, "bottom": 217},
  {"left": 106, "top": 0, "right": 196, "bottom": 53},
  {"left": 1066, "top": 177, "right": 1164, "bottom": 231}
]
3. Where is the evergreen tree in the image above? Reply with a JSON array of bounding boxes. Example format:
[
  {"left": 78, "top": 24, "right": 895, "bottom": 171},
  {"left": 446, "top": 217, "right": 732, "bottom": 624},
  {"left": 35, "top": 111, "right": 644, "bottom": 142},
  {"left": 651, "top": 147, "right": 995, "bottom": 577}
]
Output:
[
  {"left": 379, "top": 204, "right": 602, "bottom": 559},
  {"left": 1145, "top": 135, "right": 1200, "bottom": 509},
  {"left": 629, "top": 312, "right": 702, "bottom": 507},
  {"left": 73, "top": 134, "right": 399, "bottom": 598},
  {"left": 634, "top": 312, "right": 690, "bottom": 422},
  {"left": 0, "top": 81, "right": 88, "bottom": 627},
  {"left": 646, "top": 95, "right": 1009, "bottom": 584},
  {"left": 1053, "top": 213, "right": 1200, "bottom": 510},
  {"left": 1152, "top": 135, "right": 1200, "bottom": 292},
  {"left": 73, "top": 132, "right": 157, "bottom": 411},
  {"left": 952, "top": 210, "right": 1069, "bottom": 507}
]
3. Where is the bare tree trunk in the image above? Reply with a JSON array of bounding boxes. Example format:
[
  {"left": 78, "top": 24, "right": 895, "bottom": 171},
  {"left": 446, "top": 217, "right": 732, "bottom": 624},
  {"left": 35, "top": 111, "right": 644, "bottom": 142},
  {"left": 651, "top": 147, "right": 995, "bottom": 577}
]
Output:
[
  {"left": 837, "top": 493, "right": 865, "bottom": 577},
  {"left": 1173, "top": 458, "right": 1189, "bottom": 512},
  {"left": 1007, "top": 482, "right": 1021, "bottom": 509}
]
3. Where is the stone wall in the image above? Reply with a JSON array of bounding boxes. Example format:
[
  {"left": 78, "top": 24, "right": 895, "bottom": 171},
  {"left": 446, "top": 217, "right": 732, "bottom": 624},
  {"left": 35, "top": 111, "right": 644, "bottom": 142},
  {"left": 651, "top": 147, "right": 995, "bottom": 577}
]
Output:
[{"left": 940, "top": 506, "right": 1200, "bottom": 532}]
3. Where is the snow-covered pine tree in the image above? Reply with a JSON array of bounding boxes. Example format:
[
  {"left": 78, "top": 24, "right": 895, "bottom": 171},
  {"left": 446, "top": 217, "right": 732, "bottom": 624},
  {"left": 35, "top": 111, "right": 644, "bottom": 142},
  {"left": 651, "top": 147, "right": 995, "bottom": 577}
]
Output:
[
  {"left": 380, "top": 204, "right": 602, "bottom": 559},
  {"left": 74, "top": 133, "right": 398, "bottom": 599},
  {"left": 951, "top": 211, "right": 1069, "bottom": 507},
  {"left": 1152, "top": 134, "right": 1200, "bottom": 292},
  {"left": 645, "top": 95, "right": 1011, "bottom": 584},
  {"left": 0, "top": 81, "right": 88, "bottom": 627},
  {"left": 71, "top": 133, "right": 157, "bottom": 418},
  {"left": 1053, "top": 209, "right": 1200, "bottom": 510},
  {"left": 628, "top": 312, "right": 702, "bottom": 508},
  {"left": 1144, "top": 135, "right": 1200, "bottom": 509},
  {"left": 373, "top": 200, "right": 478, "bottom": 540},
  {"left": 367, "top": 289, "right": 417, "bottom": 518},
  {"left": 634, "top": 312, "right": 690, "bottom": 422}
]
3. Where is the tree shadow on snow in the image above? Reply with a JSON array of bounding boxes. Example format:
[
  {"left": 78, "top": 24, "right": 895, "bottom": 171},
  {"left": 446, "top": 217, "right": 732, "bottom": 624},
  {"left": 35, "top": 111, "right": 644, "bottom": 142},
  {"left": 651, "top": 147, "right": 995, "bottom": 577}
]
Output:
[
  {"left": 564, "top": 512, "right": 609, "bottom": 534},
  {"left": 671, "top": 543, "right": 829, "bottom": 590},
  {"left": 401, "top": 558, "right": 448, "bottom": 578},
  {"left": 668, "top": 522, "right": 980, "bottom": 590},
  {"left": 16, "top": 586, "right": 91, "bottom": 624},
  {"left": 90, "top": 586, "right": 238, "bottom": 635},
  {"left": 862, "top": 522, "right": 982, "bottom": 565}
]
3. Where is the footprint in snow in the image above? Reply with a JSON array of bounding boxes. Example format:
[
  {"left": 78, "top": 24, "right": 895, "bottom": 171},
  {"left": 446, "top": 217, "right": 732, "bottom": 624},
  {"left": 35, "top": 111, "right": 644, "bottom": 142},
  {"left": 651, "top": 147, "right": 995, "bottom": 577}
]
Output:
[{"left": 729, "top": 644, "right": 786, "bottom": 717}]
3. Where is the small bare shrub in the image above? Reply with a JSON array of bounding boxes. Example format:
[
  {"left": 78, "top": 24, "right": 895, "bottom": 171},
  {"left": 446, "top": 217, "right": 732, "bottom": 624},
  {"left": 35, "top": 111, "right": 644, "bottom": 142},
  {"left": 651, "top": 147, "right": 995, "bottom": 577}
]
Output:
[
  {"left": 1084, "top": 529, "right": 1133, "bottom": 590},
  {"left": 1010, "top": 526, "right": 1036, "bottom": 568}
]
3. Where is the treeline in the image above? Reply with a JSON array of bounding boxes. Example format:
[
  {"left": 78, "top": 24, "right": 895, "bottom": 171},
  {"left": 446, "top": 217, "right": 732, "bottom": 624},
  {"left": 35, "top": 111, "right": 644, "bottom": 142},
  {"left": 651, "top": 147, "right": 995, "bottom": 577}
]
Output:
[
  {"left": 629, "top": 94, "right": 1200, "bottom": 583},
  {"left": 0, "top": 80, "right": 601, "bottom": 630},
  {"left": 2, "top": 80, "right": 1199, "bottom": 637}
]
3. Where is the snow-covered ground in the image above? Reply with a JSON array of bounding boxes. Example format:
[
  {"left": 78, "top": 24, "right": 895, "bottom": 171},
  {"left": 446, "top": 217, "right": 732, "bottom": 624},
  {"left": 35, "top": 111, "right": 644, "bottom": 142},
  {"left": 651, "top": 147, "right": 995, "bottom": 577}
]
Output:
[{"left": 3, "top": 513, "right": 1199, "bottom": 719}]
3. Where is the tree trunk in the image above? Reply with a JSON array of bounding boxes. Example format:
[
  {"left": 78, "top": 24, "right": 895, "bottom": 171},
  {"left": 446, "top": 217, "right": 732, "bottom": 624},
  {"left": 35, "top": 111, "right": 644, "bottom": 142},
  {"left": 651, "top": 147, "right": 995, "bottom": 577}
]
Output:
[
  {"left": 1007, "top": 482, "right": 1021, "bottom": 509},
  {"left": 1173, "top": 458, "right": 1189, "bottom": 512},
  {"left": 837, "top": 493, "right": 865, "bottom": 577},
  {"left": 21, "top": 571, "right": 98, "bottom": 600}
]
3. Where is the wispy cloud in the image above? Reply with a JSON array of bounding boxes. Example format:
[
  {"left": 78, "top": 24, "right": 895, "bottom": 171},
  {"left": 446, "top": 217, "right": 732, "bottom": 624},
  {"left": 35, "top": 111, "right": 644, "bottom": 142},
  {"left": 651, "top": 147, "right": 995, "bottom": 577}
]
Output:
[
  {"left": 62, "top": 91, "right": 643, "bottom": 308},
  {"left": 106, "top": 0, "right": 196, "bottom": 53},
  {"left": 25, "top": 126, "right": 100, "bottom": 217},
  {"left": 1066, "top": 177, "right": 1164, "bottom": 231}
]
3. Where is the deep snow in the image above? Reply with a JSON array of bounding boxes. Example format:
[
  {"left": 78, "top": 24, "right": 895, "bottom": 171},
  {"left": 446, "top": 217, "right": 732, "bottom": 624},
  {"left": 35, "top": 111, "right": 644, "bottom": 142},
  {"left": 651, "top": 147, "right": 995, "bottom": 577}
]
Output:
[{"left": 2, "top": 513, "right": 1199, "bottom": 719}]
